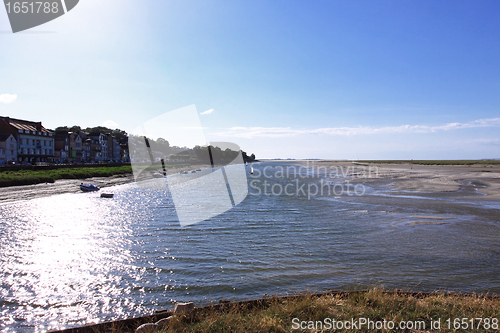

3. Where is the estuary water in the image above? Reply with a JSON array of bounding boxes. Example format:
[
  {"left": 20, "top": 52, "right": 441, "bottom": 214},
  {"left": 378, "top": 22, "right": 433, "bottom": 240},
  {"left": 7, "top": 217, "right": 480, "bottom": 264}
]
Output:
[{"left": 1, "top": 161, "right": 500, "bottom": 332}]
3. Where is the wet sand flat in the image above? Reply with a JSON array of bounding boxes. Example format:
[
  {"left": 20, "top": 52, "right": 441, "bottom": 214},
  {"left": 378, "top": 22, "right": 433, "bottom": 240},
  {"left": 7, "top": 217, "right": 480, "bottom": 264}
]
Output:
[{"left": 293, "top": 160, "right": 500, "bottom": 200}]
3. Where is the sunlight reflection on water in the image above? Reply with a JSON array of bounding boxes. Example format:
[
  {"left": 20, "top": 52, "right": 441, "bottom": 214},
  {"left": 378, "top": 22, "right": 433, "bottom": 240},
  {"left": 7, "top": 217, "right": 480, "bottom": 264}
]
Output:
[{"left": 1, "top": 192, "right": 139, "bottom": 332}]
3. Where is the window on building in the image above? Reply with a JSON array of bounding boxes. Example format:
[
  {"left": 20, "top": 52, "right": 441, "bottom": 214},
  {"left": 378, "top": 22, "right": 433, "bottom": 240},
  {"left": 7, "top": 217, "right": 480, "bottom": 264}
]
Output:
[{"left": 18, "top": 129, "right": 22, "bottom": 133}]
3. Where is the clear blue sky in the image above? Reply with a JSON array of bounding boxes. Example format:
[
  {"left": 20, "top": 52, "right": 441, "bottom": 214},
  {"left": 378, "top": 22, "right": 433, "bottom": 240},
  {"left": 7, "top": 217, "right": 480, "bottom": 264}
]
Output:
[{"left": 1, "top": 0, "right": 499, "bottom": 159}]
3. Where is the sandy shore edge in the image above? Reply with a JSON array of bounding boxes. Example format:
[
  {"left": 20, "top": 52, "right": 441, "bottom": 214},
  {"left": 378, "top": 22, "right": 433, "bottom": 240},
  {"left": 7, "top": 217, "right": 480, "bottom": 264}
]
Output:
[
  {"left": 0, "top": 164, "right": 201, "bottom": 203},
  {"left": 289, "top": 160, "right": 500, "bottom": 200}
]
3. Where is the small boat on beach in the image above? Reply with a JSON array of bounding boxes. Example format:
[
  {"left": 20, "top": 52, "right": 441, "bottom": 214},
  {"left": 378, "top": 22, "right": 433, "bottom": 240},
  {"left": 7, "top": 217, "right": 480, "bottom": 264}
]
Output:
[
  {"left": 100, "top": 193, "right": 114, "bottom": 198},
  {"left": 80, "top": 183, "right": 99, "bottom": 192}
]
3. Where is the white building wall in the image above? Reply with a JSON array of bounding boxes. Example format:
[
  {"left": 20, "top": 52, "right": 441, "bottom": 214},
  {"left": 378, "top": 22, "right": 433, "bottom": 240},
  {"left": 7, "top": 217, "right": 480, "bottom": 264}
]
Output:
[
  {"left": 17, "top": 130, "right": 54, "bottom": 162},
  {"left": 0, "top": 135, "right": 18, "bottom": 163}
]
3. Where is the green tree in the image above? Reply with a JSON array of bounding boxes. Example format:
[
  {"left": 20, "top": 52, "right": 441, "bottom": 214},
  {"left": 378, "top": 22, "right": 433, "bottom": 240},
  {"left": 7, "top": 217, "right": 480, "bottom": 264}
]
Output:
[
  {"left": 242, "top": 151, "right": 256, "bottom": 162},
  {"left": 84, "top": 126, "right": 112, "bottom": 134},
  {"left": 156, "top": 137, "right": 170, "bottom": 148},
  {"left": 69, "top": 125, "right": 81, "bottom": 133},
  {"left": 111, "top": 129, "right": 128, "bottom": 141}
]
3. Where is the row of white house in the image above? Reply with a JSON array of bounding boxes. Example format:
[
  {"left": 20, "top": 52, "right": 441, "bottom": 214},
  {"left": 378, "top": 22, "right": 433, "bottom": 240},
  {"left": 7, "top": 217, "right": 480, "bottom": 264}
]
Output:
[{"left": 0, "top": 116, "right": 129, "bottom": 165}]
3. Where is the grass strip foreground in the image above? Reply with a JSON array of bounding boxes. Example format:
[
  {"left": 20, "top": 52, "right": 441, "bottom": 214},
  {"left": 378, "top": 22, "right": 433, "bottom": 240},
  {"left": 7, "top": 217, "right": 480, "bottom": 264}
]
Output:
[{"left": 155, "top": 288, "right": 500, "bottom": 332}]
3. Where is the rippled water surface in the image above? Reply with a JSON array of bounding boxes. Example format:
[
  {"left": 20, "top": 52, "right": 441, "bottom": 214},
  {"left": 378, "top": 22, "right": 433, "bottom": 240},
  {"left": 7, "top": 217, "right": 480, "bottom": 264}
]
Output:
[{"left": 1, "top": 162, "right": 500, "bottom": 331}]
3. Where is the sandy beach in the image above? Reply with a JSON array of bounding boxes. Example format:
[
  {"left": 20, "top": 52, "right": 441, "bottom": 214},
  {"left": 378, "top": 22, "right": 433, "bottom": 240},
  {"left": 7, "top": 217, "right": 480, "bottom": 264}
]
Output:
[
  {"left": 0, "top": 174, "right": 134, "bottom": 203},
  {"left": 295, "top": 160, "right": 500, "bottom": 200}
]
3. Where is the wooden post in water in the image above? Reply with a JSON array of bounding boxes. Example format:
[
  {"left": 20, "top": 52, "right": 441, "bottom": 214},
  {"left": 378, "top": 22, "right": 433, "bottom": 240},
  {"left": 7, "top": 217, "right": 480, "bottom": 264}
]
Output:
[
  {"left": 161, "top": 159, "right": 167, "bottom": 177},
  {"left": 207, "top": 145, "right": 215, "bottom": 171}
]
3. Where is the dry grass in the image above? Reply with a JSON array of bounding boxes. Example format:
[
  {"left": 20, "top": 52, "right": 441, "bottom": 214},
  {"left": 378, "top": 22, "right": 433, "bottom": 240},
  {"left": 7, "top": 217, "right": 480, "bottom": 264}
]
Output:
[{"left": 155, "top": 288, "right": 500, "bottom": 332}]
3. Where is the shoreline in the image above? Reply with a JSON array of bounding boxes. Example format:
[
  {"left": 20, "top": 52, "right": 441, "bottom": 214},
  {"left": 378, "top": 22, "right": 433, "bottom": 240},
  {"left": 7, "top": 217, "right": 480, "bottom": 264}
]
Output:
[
  {"left": 0, "top": 174, "right": 135, "bottom": 203},
  {"left": 2, "top": 161, "right": 499, "bottom": 203},
  {"left": 293, "top": 160, "right": 500, "bottom": 200},
  {"left": 47, "top": 288, "right": 500, "bottom": 333},
  {"left": 0, "top": 164, "right": 203, "bottom": 203}
]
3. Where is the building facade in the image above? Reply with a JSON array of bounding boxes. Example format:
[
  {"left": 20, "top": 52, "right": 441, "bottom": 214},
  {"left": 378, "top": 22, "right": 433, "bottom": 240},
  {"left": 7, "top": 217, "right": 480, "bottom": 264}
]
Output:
[
  {"left": 0, "top": 116, "right": 54, "bottom": 163},
  {"left": 88, "top": 132, "right": 107, "bottom": 162},
  {"left": 54, "top": 131, "right": 70, "bottom": 163},
  {"left": 81, "top": 133, "right": 91, "bottom": 162},
  {"left": 0, "top": 116, "right": 131, "bottom": 165},
  {"left": 0, "top": 134, "right": 17, "bottom": 164},
  {"left": 112, "top": 137, "right": 121, "bottom": 161},
  {"left": 69, "top": 132, "right": 83, "bottom": 162}
]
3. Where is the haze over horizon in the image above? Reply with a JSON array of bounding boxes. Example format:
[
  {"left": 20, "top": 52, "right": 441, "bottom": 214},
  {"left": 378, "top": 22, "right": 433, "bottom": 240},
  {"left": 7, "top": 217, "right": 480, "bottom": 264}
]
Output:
[{"left": 1, "top": 0, "right": 500, "bottom": 160}]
